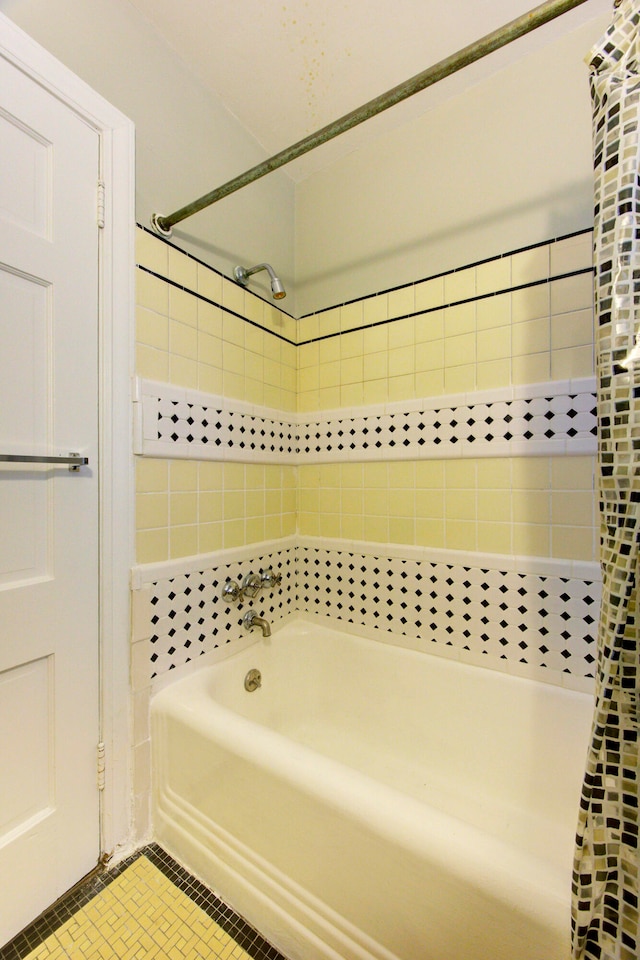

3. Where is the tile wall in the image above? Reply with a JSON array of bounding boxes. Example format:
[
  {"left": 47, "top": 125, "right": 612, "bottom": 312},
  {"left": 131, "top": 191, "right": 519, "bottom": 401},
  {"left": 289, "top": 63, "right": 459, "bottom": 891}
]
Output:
[
  {"left": 135, "top": 228, "right": 297, "bottom": 563},
  {"left": 133, "top": 224, "right": 599, "bottom": 687},
  {"left": 131, "top": 223, "right": 600, "bottom": 839}
]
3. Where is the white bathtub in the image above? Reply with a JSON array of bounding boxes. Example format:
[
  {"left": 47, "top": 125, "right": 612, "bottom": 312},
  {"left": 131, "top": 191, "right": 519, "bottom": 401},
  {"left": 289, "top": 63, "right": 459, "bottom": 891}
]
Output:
[{"left": 151, "top": 619, "right": 593, "bottom": 960}]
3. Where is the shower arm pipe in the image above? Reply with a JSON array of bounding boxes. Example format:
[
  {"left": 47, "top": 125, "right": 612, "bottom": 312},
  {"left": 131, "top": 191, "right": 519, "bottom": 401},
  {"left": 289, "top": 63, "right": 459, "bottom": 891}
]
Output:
[{"left": 151, "top": 0, "right": 589, "bottom": 236}]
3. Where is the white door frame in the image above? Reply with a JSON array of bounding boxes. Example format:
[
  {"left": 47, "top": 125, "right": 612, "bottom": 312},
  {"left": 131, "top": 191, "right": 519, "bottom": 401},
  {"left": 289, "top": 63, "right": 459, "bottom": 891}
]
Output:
[{"left": 0, "top": 13, "right": 135, "bottom": 860}]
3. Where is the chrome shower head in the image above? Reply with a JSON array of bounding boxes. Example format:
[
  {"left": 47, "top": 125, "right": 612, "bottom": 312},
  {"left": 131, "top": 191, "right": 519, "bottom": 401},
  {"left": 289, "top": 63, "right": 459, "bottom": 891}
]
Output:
[{"left": 233, "top": 262, "right": 286, "bottom": 300}]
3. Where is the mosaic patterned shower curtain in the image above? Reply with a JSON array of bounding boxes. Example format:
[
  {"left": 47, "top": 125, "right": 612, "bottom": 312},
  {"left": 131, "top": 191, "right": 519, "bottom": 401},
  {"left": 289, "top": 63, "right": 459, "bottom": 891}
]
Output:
[{"left": 572, "top": 2, "right": 640, "bottom": 958}]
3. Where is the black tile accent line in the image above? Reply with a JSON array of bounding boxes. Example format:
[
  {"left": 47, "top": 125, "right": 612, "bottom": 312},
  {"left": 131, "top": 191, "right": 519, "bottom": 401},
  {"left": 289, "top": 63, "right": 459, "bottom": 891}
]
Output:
[
  {"left": 297, "top": 266, "right": 596, "bottom": 346},
  {"left": 296, "top": 226, "right": 594, "bottom": 319},
  {"left": 0, "top": 843, "right": 289, "bottom": 960},
  {"left": 144, "top": 844, "right": 287, "bottom": 959},
  {"left": 137, "top": 264, "right": 297, "bottom": 346},
  {"left": 137, "top": 222, "right": 296, "bottom": 322}
]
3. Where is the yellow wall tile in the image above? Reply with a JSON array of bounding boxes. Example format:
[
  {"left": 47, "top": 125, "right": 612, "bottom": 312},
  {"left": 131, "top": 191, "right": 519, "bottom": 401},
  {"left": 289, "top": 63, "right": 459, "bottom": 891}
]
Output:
[
  {"left": 446, "top": 302, "right": 475, "bottom": 337},
  {"left": 415, "top": 518, "right": 445, "bottom": 547},
  {"left": 137, "top": 528, "right": 168, "bottom": 564},
  {"left": 388, "top": 374, "right": 414, "bottom": 401},
  {"left": 388, "top": 345, "right": 414, "bottom": 378},
  {"left": 363, "top": 294, "right": 389, "bottom": 325},
  {"left": 511, "top": 245, "right": 549, "bottom": 286},
  {"left": 137, "top": 306, "right": 168, "bottom": 350},
  {"left": 169, "top": 286, "right": 197, "bottom": 326},
  {"left": 477, "top": 326, "right": 511, "bottom": 362},
  {"left": 137, "top": 270, "right": 168, "bottom": 314},
  {"left": 550, "top": 234, "right": 592, "bottom": 275},
  {"left": 445, "top": 331, "right": 475, "bottom": 367},
  {"left": 551, "top": 344, "right": 594, "bottom": 380},
  {"left": 364, "top": 351, "right": 388, "bottom": 381},
  {"left": 551, "top": 525, "right": 595, "bottom": 561},
  {"left": 512, "top": 352, "right": 550, "bottom": 385},
  {"left": 445, "top": 268, "right": 475, "bottom": 303},
  {"left": 319, "top": 336, "right": 340, "bottom": 363},
  {"left": 444, "top": 362, "right": 475, "bottom": 393},
  {"left": 197, "top": 262, "right": 222, "bottom": 303},
  {"left": 136, "top": 229, "right": 168, "bottom": 274},
  {"left": 170, "top": 319, "right": 198, "bottom": 359},
  {"left": 170, "top": 492, "right": 197, "bottom": 525},
  {"left": 388, "top": 285, "right": 414, "bottom": 319},
  {"left": 476, "top": 257, "right": 511, "bottom": 296},
  {"left": 476, "top": 293, "right": 511, "bottom": 330},
  {"left": 199, "top": 521, "right": 223, "bottom": 553},
  {"left": 136, "top": 344, "right": 169, "bottom": 382},
  {"left": 198, "top": 300, "right": 223, "bottom": 338},
  {"left": 170, "top": 354, "right": 198, "bottom": 389},
  {"left": 445, "top": 490, "right": 476, "bottom": 521},
  {"left": 415, "top": 339, "right": 444, "bottom": 373},
  {"left": 168, "top": 246, "right": 197, "bottom": 289},
  {"left": 198, "top": 363, "right": 223, "bottom": 394},
  {"left": 550, "top": 273, "right": 593, "bottom": 316},
  {"left": 551, "top": 308, "right": 594, "bottom": 351},
  {"left": 341, "top": 356, "right": 363, "bottom": 384},
  {"left": 511, "top": 285, "right": 549, "bottom": 324},
  {"left": 340, "top": 300, "right": 364, "bottom": 331},
  {"left": 476, "top": 359, "right": 511, "bottom": 391},
  {"left": 136, "top": 459, "right": 168, "bottom": 496},
  {"left": 446, "top": 519, "right": 476, "bottom": 551},
  {"left": 415, "top": 309, "right": 444, "bottom": 343},
  {"left": 551, "top": 456, "right": 594, "bottom": 490},
  {"left": 170, "top": 524, "right": 198, "bottom": 558},
  {"left": 513, "top": 522, "right": 550, "bottom": 557},
  {"left": 170, "top": 460, "right": 198, "bottom": 490},
  {"left": 415, "top": 276, "right": 444, "bottom": 311},
  {"left": 477, "top": 521, "right": 511, "bottom": 554},
  {"left": 136, "top": 493, "right": 168, "bottom": 530},
  {"left": 477, "top": 490, "right": 511, "bottom": 523}
]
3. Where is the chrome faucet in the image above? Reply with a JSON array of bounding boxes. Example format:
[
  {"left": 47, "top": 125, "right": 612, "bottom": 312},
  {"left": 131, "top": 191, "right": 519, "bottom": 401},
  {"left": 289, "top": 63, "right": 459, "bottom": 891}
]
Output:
[{"left": 243, "top": 609, "right": 271, "bottom": 637}]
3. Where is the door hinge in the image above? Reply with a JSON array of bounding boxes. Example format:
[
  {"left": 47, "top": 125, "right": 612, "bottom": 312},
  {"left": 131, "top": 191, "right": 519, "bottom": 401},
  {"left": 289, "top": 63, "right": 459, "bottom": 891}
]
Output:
[
  {"left": 97, "top": 180, "right": 106, "bottom": 229},
  {"left": 97, "top": 741, "right": 106, "bottom": 791}
]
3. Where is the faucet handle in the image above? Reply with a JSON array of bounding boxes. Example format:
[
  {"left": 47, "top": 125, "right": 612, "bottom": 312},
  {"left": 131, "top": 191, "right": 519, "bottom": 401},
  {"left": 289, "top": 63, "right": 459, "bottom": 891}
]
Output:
[
  {"left": 221, "top": 579, "right": 241, "bottom": 603},
  {"left": 260, "top": 566, "right": 282, "bottom": 588},
  {"left": 241, "top": 572, "right": 262, "bottom": 599}
]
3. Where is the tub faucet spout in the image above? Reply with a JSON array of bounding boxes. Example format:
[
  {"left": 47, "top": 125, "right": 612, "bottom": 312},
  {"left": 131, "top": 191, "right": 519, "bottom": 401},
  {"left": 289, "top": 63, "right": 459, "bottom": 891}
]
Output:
[{"left": 243, "top": 609, "right": 271, "bottom": 637}]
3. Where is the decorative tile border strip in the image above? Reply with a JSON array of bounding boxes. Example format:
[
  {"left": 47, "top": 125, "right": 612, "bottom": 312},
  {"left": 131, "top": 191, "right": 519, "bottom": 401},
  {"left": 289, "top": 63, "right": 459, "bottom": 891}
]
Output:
[
  {"left": 131, "top": 535, "right": 601, "bottom": 687},
  {"left": 297, "top": 544, "right": 600, "bottom": 683},
  {"left": 135, "top": 545, "right": 297, "bottom": 680},
  {"left": 134, "top": 377, "right": 597, "bottom": 463}
]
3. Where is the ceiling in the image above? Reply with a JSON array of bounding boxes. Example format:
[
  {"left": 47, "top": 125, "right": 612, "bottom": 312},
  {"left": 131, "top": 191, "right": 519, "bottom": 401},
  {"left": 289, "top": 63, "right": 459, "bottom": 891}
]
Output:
[{"left": 127, "top": 0, "right": 612, "bottom": 180}]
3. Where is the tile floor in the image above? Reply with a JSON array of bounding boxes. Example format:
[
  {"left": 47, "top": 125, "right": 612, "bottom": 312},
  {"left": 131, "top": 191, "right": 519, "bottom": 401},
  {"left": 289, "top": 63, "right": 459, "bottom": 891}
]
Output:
[{"left": 0, "top": 845, "right": 286, "bottom": 960}]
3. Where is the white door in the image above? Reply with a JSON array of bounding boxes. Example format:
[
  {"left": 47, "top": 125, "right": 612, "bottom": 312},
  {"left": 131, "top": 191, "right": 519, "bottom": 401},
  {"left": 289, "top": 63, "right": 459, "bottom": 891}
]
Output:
[{"left": 0, "top": 53, "right": 100, "bottom": 945}]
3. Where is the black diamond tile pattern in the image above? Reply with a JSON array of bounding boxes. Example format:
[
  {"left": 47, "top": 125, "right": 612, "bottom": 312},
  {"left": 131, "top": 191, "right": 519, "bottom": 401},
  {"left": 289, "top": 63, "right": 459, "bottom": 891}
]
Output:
[
  {"left": 299, "top": 392, "right": 597, "bottom": 459},
  {"left": 148, "top": 389, "right": 597, "bottom": 463},
  {"left": 148, "top": 548, "right": 297, "bottom": 678},
  {"left": 157, "top": 398, "right": 297, "bottom": 458},
  {"left": 145, "top": 544, "right": 600, "bottom": 682},
  {"left": 297, "top": 547, "right": 600, "bottom": 679}
]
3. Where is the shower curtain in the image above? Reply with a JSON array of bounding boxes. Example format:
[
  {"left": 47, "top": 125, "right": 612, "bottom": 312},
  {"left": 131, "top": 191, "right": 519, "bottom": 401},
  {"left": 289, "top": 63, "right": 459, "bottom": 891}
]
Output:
[{"left": 572, "top": 2, "right": 640, "bottom": 959}]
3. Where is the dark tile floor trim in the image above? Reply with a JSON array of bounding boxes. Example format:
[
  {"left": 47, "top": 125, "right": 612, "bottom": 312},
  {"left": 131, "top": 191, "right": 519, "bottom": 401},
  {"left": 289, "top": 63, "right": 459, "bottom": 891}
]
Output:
[{"left": 0, "top": 843, "right": 287, "bottom": 960}]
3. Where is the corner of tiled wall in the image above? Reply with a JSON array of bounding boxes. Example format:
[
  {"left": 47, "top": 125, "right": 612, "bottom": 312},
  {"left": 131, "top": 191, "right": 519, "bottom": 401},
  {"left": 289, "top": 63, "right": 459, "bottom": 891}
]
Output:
[{"left": 131, "top": 223, "right": 600, "bottom": 841}]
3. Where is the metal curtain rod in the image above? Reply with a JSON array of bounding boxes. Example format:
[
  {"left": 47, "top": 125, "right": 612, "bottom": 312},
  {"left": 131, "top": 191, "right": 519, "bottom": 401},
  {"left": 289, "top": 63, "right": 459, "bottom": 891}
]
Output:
[{"left": 151, "top": 0, "right": 589, "bottom": 236}]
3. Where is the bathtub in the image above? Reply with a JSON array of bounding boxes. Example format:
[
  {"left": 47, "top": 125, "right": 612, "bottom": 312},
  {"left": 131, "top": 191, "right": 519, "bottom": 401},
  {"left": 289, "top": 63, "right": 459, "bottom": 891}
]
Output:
[{"left": 151, "top": 619, "right": 594, "bottom": 960}]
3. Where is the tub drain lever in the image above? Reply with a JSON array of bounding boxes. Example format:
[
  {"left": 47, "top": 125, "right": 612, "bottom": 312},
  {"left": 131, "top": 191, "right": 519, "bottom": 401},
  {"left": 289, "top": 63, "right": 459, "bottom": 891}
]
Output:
[{"left": 244, "top": 668, "right": 262, "bottom": 692}]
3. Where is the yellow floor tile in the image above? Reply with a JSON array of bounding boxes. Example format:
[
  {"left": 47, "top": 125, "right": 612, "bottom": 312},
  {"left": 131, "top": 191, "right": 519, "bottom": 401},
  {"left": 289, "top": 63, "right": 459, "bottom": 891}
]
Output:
[{"left": 22, "top": 857, "right": 254, "bottom": 960}]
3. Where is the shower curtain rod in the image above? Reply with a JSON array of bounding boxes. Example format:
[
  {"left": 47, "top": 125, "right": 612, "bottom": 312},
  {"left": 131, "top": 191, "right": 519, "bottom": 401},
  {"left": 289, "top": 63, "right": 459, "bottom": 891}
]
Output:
[{"left": 151, "top": 0, "right": 589, "bottom": 237}]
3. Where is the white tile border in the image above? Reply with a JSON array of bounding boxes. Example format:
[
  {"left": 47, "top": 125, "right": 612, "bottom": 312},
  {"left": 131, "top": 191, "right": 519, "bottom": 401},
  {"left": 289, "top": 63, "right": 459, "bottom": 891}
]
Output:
[{"left": 133, "top": 376, "right": 597, "bottom": 463}]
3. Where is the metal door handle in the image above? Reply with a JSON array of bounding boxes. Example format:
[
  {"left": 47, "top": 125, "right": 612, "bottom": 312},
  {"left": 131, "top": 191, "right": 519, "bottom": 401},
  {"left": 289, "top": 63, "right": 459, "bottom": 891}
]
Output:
[{"left": 0, "top": 452, "right": 89, "bottom": 470}]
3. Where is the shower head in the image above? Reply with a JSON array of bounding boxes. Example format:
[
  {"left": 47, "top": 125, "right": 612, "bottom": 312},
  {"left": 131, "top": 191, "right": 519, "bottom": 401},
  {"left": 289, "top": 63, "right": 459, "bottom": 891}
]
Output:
[{"left": 233, "top": 262, "right": 286, "bottom": 300}]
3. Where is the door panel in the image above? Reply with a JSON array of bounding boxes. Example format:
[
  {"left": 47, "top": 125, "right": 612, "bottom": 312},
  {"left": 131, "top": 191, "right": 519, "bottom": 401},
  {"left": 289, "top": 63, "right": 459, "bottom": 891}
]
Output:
[{"left": 0, "top": 51, "right": 100, "bottom": 945}]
